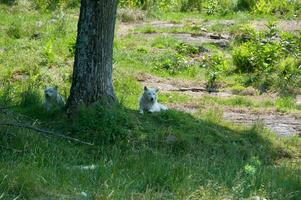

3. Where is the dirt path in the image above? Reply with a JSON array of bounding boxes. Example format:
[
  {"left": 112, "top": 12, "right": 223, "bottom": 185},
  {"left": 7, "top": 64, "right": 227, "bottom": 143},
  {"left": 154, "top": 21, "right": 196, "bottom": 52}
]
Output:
[
  {"left": 223, "top": 108, "right": 301, "bottom": 136},
  {"left": 170, "top": 103, "right": 301, "bottom": 136},
  {"left": 117, "top": 19, "right": 301, "bottom": 37}
]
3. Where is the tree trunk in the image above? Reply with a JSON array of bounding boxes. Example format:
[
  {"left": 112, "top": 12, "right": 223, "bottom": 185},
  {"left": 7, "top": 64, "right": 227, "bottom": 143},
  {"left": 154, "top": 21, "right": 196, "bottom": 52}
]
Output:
[{"left": 66, "top": 0, "right": 117, "bottom": 116}]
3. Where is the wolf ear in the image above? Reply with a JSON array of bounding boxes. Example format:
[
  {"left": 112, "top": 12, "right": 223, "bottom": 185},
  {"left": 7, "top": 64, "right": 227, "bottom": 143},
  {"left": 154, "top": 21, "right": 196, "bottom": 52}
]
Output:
[
  {"left": 144, "top": 86, "right": 148, "bottom": 91},
  {"left": 155, "top": 88, "right": 159, "bottom": 93}
]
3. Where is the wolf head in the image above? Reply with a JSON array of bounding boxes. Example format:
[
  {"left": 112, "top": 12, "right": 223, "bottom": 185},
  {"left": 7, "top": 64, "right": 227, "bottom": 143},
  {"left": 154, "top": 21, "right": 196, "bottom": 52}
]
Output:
[
  {"left": 44, "top": 86, "right": 58, "bottom": 101},
  {"left": 143, "top": 86, "right": 159, "bottom": 103}
]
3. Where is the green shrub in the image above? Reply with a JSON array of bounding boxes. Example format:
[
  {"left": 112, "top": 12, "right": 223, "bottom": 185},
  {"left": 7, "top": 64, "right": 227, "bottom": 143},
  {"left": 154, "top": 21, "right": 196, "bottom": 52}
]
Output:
[
  {"left": 175, "top": 42, "right": 200, "bottom": 56},
  {"left": 202, "top": 0, "right": 236, "bottom": 15},
  {"left": 232, "top": 23, "right": 301, "bottom": 92},
  {"left": 253, "top": 0, "right": 300, "bottom": 17},
  {"left": 201, "top": 53, "right": 228, "bottom": 89},
  {"left": 276, "top": 57, "right": 301, "bottom": 93},
  {"left": 203, "top": 0, "right": 219, "bottom": 15}
]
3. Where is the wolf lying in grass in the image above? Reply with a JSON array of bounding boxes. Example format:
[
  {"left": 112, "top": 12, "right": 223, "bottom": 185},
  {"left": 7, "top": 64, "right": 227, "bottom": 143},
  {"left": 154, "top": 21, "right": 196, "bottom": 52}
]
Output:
[
  {"left": 44, "top": 86, "right": 65, "bottom": 111},
  {"left": 139, "top": 86, "right": 168, "bottom": 114}
]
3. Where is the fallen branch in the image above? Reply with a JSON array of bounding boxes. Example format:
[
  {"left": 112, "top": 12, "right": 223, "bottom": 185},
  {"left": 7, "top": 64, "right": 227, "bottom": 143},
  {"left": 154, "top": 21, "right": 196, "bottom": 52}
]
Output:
[
  {"left": 0, "top": 122, "right": 93, "bottom": 146},
  {"left": 174, "top": 87, "right": 207, "bottom": 92}
]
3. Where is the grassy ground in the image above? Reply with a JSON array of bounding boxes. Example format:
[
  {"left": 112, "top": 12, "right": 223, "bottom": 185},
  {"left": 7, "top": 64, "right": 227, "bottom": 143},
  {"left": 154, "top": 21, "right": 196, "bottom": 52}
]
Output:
[{"left": 0, "top": 3, "right": 301, "bottom": 200}]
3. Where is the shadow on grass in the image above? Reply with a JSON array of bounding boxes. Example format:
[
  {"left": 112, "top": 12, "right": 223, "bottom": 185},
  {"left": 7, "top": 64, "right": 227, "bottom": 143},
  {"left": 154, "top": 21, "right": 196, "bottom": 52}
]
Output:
[{"left": 0, "top": 96, "right": 300, "bottom": 199}]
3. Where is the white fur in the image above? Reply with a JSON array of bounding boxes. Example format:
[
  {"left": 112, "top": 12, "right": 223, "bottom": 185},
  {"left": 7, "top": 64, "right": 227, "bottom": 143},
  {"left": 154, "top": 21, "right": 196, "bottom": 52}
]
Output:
[
  {"left": 44, "top": 87, "right": 65, "bottom": 111},
  {"left": 139, "top": 86, "right": 168, "bottom": 114}
]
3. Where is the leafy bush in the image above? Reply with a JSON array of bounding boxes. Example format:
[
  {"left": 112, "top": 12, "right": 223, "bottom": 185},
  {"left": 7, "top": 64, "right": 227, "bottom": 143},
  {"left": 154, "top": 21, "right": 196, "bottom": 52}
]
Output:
[
  {"left": 253, "top": 0, "right": 301, "bottom": 17},
  {"left": 203, "top": 0, "right": 219, "bottom": 15},
  {"left": 232, "top": 23, "right": 301, "bottom": 92},
  {"left": 175, "top": 42, "right": 200, "bottom": 56},
  {"left": 201, "top": 53, "right": 228, "bottom": 89}
]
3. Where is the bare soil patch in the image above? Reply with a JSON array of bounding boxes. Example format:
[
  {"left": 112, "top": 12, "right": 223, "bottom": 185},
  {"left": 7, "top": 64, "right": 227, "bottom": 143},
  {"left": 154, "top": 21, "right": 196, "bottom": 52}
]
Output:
[
  {"left": 223, "top": 108, "right": 301, "bottom": 136},
  {"left": 171, "top": 103, "right": 301, "bottom": 136},
  {"left": 117, "top": 19, "right": 301, "bottom": 39}
]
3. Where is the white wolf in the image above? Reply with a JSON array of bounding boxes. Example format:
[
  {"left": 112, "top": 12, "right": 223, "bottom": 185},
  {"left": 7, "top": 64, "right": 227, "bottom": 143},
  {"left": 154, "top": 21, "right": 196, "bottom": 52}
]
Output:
[
  {"left": 44, "top": 86, "right": 65, "bottom": 111},
  {"left": 139, "top": 86, "right": 168, "bottom": 114}
]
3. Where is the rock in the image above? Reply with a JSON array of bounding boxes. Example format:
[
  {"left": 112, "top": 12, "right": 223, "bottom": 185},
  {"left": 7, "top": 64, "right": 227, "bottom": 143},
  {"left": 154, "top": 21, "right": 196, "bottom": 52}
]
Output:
[
  {"left": 209, "top": 33, "right": 222, "bottom": 39},
  {"left": 201, "top": 27, "right": 208, "bottom": 32},
  {"left": 213, "top": 40, "right": 229, "bottom": 48}
]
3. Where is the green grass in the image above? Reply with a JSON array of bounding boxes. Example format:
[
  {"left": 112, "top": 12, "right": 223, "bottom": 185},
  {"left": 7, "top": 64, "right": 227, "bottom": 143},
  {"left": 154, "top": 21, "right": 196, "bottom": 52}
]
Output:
[
  {"left": 1, "top": 103, "right": 300, "bottom": 199},
  {"left": 0, "top": 3, "right": 300, "bottom": 200}
]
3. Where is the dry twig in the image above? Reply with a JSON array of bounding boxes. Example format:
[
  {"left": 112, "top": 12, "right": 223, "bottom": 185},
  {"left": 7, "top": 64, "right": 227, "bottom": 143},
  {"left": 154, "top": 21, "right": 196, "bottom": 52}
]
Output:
[{"left": 0, "top": 122, "right": 93, "bottom": 146}]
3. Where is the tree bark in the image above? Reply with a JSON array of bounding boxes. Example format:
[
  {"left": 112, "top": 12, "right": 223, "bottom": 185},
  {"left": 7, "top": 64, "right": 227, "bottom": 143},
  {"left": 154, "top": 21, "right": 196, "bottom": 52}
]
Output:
[{"left": 66, "top": 0, "right": 118, "bottom": 116}]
